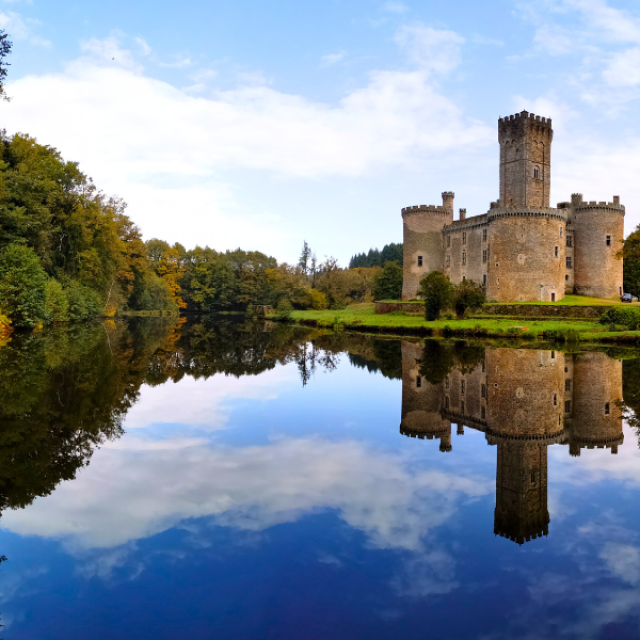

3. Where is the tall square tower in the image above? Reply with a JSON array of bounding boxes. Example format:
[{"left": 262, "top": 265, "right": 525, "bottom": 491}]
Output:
[{"left": 498, "top": 111, "right": 553, "bottom": 208}]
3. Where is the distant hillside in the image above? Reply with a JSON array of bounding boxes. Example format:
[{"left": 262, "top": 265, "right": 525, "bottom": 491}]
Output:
[{"left": 349, "top": 243, "right": 403, "bottom": 269}]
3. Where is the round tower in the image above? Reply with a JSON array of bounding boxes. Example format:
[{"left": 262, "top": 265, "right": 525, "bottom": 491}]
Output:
[
  {"left": 572, "top": 195, "right": 624, "bottom": 299},
  {"left": 486, "top": 208, "right": 567, "bottom": 302},
  {"left": 401, "top": 192, "right": 454, "bottom": 300},
  {"left": 570, "top": 352, "right": 623, "bottom": 455}
]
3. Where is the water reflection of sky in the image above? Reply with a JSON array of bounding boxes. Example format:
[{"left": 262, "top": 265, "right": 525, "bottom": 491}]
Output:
[{"left": 2, "top": 345, "right": 640, "bottom": 639}]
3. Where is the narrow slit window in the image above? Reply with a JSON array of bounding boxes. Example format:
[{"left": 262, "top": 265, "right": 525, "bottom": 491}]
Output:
[
  {"left": 606, "top": 235, "right": 611, "bottom": 246},
  {"left": 551, "top": 351, "right": 555, "bottom": 359},
  {"left": 554, "top": 246, "right": 559, "bottom": 257},
  {"left": 461, "top": 380, "right": 465, "bottom": 395},
  {"left": 531, "top": 471, "right": 536, "bottom": 484},
  {"left": 416, "top": 376, "right": 421, "bottom": 388},
  {"left": 445, "top": 396, "right": 449, "bottom": 409},
  {"left": 461, "top": 401, "right": 465, "bottom": 415},
  {"left": 447, "top": 236, "right": 451, "bottom": 247},
  {"left": 462, "top": 251, "right": 466, "bottom": 265},
  {"left": 560, "top": 226, "right": 563, "bottom": 237},
  {"left": 483, "top": 274, "right": 487, "bottom": 286},
  {"left": 462, "top": 232, "right": 466, "bottom": 245},
  {"left": 605, "top": 403, "right": 610, "bottom": 415},
  {"left": 418, "top": 255, "right": 423, "bottom": 267},
  {"left": 553, "top": 394, "right": 557, "bottom": 406},
  {"left": 483, "top": 229, "right": 487, "bottom": 242},
  {"left": 481, "top": 384, "right": 486, "bottom": 398},
  {"left": 534, "top": 167, "right": 540, "bottom": 179},
  {"left": 566, "top": 236, "right": 572, "bottom": 247},
  {"left": 481, "top": 405, "right": 486, "bottom": 419}
]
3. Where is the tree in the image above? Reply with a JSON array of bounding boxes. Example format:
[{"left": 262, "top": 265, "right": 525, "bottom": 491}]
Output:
[
  {"left": 373, "top": 261, "right": 403, "bottom": 300},
  {"left": 419, "top": 271, "right": 454, "bottom": 321},
  {"left": 299, "top": 241, "right": 312, "bottom": 275},
  {"left": 0, "top": 244, "right": 47, "bottom": 327},
  {"left": 621, "top": 225, "right": 640, "bottom": 298},
  {"left": 453, "top": 279, "right": 486, "bottom": 318},
  {"left": 0, "top": 29, "right": 11, "bottom": 101}
]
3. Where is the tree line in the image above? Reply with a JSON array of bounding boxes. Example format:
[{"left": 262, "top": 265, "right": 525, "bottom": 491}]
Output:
[{"left": 349, "top": 243, "right": 402, "bottom": 269}]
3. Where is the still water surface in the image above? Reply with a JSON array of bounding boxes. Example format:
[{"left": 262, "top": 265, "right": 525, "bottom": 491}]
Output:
[{"left": 1, "top": 318, "right": 640, "bottom": 639}]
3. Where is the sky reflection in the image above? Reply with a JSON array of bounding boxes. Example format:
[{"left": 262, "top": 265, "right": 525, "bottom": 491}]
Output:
[{"left": 1, "top": 322, "right": 640, "bottom": 639}]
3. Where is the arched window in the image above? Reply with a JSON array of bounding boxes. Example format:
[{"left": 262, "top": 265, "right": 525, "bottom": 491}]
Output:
[{"left": 534, "top": 167, "right": 540, "bottom": 179}]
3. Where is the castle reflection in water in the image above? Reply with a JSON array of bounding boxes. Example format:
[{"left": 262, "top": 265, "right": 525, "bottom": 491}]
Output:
[{"left": 400, "top": 342, "right": 623, "bottom": 545}]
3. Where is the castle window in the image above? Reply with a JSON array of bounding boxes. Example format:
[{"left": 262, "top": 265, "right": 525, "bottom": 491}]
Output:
[
  {"left": 565, "top": 379, "right": 571, "bottom": 391},
  {"left": 482, "top": 361, "right": 486, "bottom": 373},
  {"left": 447, "top": 236, "right": 451, "bottom": 248},
  {"left": 554, "top": 246, "right": 559, "bottom": 257},
  {"left": 445, "top": 396, "right": 449, "bottom": 409},
  {"left": 551, "top": 351, "right": 555, "bottom": 359},
  {"left": 481, "top": 384, "right": 486, "bottom": 398},
  {"left": 416, "top": 376, "right": 421, "bottom": 388},
  {"left": 462, "top": 232, "right": 466, "bottom": 245},
  {"left": 559, "top": 415, "right": 562, "bottom": 425},
  {"left": 461, "top": 380, "right": 465, "bottom": 395},
  {"left": 551, "top": 293, "right": 556, "bottom": 302},
  {"left": 462, "top": 251, "right": 466, "bottom": 265},
  {"left": 606, "top": 235, "right": 611, "bottom": 246},
  {"left": 446, "top": 255, "right": 450, "bottom": 267},
  {"left": 566, "top": 236, "right": 572, "bottom": 247},
  {"left": 497, "top": 277, "right": 500, "bottom": 285},
  {"left": 418, "top": 256, "right": 423, "bottom": 267},
  {"left": 481, "top": 405, "right": 486, "bottom": 419},
  {"left": 534, "top": 167, "right": 540, "bottom": 179},
  {"left": 566, "top": 256, "right": 572, "bottom": 268},
  {"left": 483, "top": 229, "right": 487, "bottom": 242},
  {"left": 565, "top": 400, "right": 571, "bottom": 413},
  {"left": 553, "top": 394, "right": 557, "bottom": 406},
  {"left": 482, "top": 249, "right": 487, "bottom": 263},
  {"left": 483, "top": 274, "right": 487, "bottom": 286},
  {"left": 565, "top": 275, "right": 569, "bottom": 281},
  {"left": 560, "top": 226, "right": 563, "bottom": 237},
  {"left": 461, "top": 401, "right": 465, "bottom": 415},
  {"left": 462, "top": 275, "right": 466, "bottom": 281},
  {"left": 445, "top": 377, "right": 449, "bottom": 389},
  {"left": 605, "top": 403, "right": 610, "bottom": 415}
]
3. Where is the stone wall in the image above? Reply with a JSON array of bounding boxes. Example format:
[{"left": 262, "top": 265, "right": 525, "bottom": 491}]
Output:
[
  {"left": 401, "top": 201, "right": 452, "bottom": 300},
  {"left": 486, "top": 211, "right": 566, "bottom": 302},
  {"left": 479, "top": 304, "right": 611, "bottom": 318},
  {"left": 573, "top": 199, "right": 624, "bottom": 299},
  {"left": 498, "top": 112, "right": 553, "bottom": 208},
  {"left": 443, "top": 215, "right": 488, "bottom": 286}
]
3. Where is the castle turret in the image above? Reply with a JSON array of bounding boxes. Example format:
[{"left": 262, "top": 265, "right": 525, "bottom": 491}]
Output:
[
  {"left": 571, "top": 194, "right": 624, "bottom": 299},
  {"left": 498, "top": 111, "right": 553, "bottom": 208},
  {"left": 401, "top": 193, "right": 454, "bottom": 300}
]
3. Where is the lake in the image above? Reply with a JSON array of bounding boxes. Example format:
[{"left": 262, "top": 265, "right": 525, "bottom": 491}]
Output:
[{"left": 0, "top": 317, "right": 639, "bottom": 639}]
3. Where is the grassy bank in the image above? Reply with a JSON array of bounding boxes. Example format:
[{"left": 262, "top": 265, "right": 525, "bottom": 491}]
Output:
[{"left": 279, "top": 303, "right": 640, "bottom": 343}]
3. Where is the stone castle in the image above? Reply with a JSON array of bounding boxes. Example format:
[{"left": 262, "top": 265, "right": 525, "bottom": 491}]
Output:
[
  {"left": 400, "top": 341, "right": 623, "bottom": 545},
  {"left": 401, "top": 111, "right": 625, "bottom": 302}
]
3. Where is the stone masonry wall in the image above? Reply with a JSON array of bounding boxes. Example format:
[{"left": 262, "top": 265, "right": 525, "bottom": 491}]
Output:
[
  {"left": 486, "top": 212, "right": 566, "bottom": 302},
  {"left": 573, "top": 201, "right": 624, "bottom": 299}
]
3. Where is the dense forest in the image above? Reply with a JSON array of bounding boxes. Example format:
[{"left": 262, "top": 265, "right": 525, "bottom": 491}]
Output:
[
  {"left": 0, "top": 133, "right": 404, "bottom": 329},
  {"left": 349, "top": 243, "right": 403, "bottom": 269}
]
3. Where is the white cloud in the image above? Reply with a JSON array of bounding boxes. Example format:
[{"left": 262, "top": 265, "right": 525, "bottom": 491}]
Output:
[
  {"left": 0, "top": 10, "right": 48, "bottom": 46},
  {"left": 383, "top": 1, "right": 409, "bottom": 14},
  {"left": 1, "top": 35, "right": 491, "bottom": 254},
  {"left": 603, "top": 47, "right": 640, "bottom": 87},
  {"left": 0, "top": 436, "right": 491, "bottom": 550},
  {"left": 320, "top": 52, "right": 345, "bottom": 65},
  {"left": 395, "top": 25, "right": 465, "bottom": 75}
]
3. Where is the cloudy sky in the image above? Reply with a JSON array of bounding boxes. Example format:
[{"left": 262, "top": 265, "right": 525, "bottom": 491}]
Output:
[{"left": 2, "top": 0, "right": 640, "bottom": 264}]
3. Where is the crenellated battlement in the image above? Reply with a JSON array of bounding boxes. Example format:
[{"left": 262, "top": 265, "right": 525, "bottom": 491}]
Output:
[
  {"left": 401, "top": 204, "right": 450, "bottom": 216},
  {"left": 487, "top": 206, "right": 567, "bottom": 222},
  {"left": 572, "top": 194, "right": 625, "bottom": 213},
  {"left": 498, "top": 110, "right": 553, "bottom": 138}
]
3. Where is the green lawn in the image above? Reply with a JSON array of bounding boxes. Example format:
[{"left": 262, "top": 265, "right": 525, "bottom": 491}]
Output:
[
  {"left": 283, "top": 303, "right": 619, "bottom": 339},
  {"left": 382, "top": 294, "right": 633, "bottom": 307}
]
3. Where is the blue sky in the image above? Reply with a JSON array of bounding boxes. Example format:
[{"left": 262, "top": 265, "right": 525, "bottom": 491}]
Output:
[{"left": 2, "top": 0, "right": 640, "bottom": 264}]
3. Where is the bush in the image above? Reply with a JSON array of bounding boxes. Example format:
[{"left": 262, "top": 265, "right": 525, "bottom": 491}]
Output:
[
  {"left": 307, "top": 288, "right": 328, "bottom": 310},
  {"left": 600, "top": 306, "right": 640, "bottom": 330},
  {"left": 0, "top": 244, "right": 48, "bottom": 327},
  {"left": 419, "top": 271, "right": 454, "bottom": 321},
  {"left": 453, "top": 279, "right": 486, "bottom": 318},
  {"left": 44, "top": 279, "right": 69, "bottom": 323},
  {"left": 275, "top": 297, "right": 293, "bottom": 321},
  {"left": 65, "top": 281, "right": 102, "bottom": 321}
]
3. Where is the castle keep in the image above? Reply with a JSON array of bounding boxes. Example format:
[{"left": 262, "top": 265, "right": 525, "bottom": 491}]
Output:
[{"left": 401, "top": 111, "right": 625, "bottom": 302}]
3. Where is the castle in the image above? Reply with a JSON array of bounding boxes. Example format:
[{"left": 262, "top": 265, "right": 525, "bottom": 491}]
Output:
[
  {"left": 401, "top": 111, "right": 625, "bottom": 302},
  {"left": 400, "top": 341, "right": 623, "bottom": 545}
]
